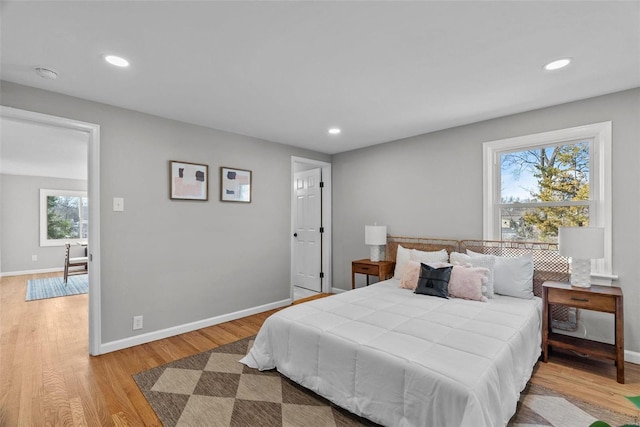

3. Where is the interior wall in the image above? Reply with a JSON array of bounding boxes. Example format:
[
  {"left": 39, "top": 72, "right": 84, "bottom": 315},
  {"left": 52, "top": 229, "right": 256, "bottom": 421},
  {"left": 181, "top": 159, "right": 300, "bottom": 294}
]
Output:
[
  {"left": 0, "top": 174, "right": 87, "bottom": 273},
  {"left": 0, "top": 81, "right": 330, "bottom": 345},
  {"left": 332, "top": 88, "right": 640, "bottom": 353}
]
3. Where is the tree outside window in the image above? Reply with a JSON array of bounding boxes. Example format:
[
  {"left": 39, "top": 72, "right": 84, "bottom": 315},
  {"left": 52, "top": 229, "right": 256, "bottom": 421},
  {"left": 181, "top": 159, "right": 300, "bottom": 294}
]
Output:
[
  {"left": 500, "top": 141, "right": 590, "bottom": 242},
  {"left": 40, "top": 189, "right": 88, "bottom": 246}
]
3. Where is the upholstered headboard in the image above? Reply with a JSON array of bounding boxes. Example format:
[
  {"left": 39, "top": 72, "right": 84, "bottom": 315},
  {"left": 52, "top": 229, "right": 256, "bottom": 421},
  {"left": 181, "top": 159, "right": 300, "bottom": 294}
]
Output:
[{"left": 386, "top": 236, "right": 576, "bottom": 330}]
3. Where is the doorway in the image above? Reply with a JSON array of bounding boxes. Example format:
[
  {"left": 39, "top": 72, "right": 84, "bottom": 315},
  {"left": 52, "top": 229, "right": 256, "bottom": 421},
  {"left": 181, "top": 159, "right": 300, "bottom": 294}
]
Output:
[
  {"left": 0, "top": 106, "right": 102, "bottom": 355},
  {"left": 290, "top": 157, "right": 331, "bottom": 299},
  {"left": 293, "top": 167, "right": 322, "bottom": 293}
]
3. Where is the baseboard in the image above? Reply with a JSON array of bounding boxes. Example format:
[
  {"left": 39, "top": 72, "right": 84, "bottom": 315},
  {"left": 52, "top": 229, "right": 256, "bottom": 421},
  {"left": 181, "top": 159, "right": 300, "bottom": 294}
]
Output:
[
  {"left": 98, "top": 298, "right": 292, "bottom": 355},
  {"left": 0, "top": 267, "right": 64, "bottom": 277},
  {"left": 331, "top": 287, "right": 347, "bottom": 294},
  {"left": 625, "top": 349, "right": 640, "bottom": 365}
]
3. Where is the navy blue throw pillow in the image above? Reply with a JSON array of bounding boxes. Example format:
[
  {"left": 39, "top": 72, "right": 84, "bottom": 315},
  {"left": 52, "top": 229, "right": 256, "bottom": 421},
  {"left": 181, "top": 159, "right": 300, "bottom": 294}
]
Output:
[{"left": 415, "top": 263, "right": 452, "bottom": 299}]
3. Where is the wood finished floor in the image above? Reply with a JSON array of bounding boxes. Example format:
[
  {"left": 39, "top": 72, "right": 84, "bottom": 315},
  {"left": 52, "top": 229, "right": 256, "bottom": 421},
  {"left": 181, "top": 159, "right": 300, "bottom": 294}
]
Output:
[{"left": 2, "top": 272, "right": 639, "bottom": 426}]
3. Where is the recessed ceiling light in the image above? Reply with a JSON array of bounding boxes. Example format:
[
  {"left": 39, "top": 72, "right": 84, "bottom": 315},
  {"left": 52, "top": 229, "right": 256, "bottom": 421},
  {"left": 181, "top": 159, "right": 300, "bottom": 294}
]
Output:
[
  {"left": 544, "top": 58, "right": 572, "bottom": 71},
  {"left": 104, "top": 55, "right": 130, "bottom": 67},
  {"left": 35, "top": 67, "right": 58, "bottom": 80},
  {"left": 328, "top": 128, "right": 341, "bottom": 135}
]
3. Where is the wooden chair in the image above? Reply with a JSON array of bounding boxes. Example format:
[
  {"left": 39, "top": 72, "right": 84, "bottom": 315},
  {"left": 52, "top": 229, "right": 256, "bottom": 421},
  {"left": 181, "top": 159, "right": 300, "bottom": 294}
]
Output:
[{"left": 64, "top": 242, "right": 88, "bottom": 284}]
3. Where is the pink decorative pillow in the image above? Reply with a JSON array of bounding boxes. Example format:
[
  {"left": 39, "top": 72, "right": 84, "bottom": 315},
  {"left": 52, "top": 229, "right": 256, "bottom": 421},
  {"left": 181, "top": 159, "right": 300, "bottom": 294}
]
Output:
[
  {"left": 448, "top": 265, "right": 489, "bottom": 302},
  {"left": 400, "top": 261, "right": 449, "bottom": 290},
  {"left": 399, "top": 261, "right": 421, "bottom": 290}
]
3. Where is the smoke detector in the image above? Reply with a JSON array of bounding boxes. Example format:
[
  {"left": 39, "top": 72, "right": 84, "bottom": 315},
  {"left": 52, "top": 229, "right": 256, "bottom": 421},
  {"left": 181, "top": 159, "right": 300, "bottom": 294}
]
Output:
[{"left": 35, "top": 67, "right": 58, "bottom": 80}]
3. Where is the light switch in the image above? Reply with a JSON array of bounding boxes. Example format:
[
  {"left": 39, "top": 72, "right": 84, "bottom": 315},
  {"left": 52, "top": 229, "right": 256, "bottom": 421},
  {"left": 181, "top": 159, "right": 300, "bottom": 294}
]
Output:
[{"left": 113, "top": 197, "right": 124, "bottom": 212}]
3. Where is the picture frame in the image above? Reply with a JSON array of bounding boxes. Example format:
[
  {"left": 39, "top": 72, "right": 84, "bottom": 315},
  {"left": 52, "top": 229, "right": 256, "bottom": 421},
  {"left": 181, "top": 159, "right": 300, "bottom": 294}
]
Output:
[
  {"left": 169, "top": 160, "right": 208, "bottom": 201},
  {"left": 220, "top": 166, "right": 252, "bottom": 203}
]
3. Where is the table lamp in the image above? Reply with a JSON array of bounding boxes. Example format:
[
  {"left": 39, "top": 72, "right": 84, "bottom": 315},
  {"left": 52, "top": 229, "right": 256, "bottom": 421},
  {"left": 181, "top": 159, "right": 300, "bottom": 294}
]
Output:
[
  {"left": 558, "top": 227, "right": 604, "bottom": 288},
  {"left": 365, "top": 225, "right": 387, "bottom": 262}
]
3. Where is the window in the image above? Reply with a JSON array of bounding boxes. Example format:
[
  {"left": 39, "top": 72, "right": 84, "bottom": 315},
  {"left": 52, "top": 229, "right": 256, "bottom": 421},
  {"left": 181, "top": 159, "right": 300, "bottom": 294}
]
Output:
[
  {"left": 483, "top": 122, "right": 612, "bottom": 279},
  {"left": 499, "top": 139, "right": 590, "bottom": 241},
  {"left": 40, "top": 189, "right": 88, "bottom": 247}
]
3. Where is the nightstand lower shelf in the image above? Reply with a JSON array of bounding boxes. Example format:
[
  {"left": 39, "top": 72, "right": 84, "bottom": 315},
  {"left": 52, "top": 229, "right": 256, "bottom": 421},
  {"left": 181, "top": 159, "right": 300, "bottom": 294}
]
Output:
[{"left": 547, "top": 332, "right": 617, "bottom": 362}]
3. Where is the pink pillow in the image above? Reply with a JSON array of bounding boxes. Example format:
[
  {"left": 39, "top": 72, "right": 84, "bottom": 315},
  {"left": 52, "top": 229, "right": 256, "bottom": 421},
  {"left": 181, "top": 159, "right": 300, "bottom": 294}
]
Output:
[
  {"left": 448, "top": 265, "right": 489, "bottom": 302},
  {"left": 399, "top": 261, "right": 421, "bottom": 290},
  {"left": 400, "top": 261, "right": 450, "bottom": 290}
]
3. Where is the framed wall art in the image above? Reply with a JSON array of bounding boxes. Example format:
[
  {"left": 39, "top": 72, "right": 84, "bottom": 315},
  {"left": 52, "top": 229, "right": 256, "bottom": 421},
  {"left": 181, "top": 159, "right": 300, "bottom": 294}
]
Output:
[
  {"left": 170, "top": 160, "right": 208, "bottom": 201},
  {"left": 220, "top": 167, "right": 252, "bottom": 203}
]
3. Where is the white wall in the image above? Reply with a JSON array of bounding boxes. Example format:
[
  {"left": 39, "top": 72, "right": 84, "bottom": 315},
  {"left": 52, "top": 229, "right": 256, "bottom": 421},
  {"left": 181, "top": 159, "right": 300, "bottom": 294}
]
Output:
[
  {"left": 0, "top": 81, "right": 330, "bottom": 345},
  {"left": 332, "top": 88, "right": 640, "bottom": 353},
  {"left": 0, "top": 174, "right": 87, "bottom": 274}
]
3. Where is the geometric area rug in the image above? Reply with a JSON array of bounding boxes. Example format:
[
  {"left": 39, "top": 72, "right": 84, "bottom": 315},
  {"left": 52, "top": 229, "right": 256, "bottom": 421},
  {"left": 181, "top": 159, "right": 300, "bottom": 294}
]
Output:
[
  {"left": 133, "top": 336, "right": 636, "bottom": 427},
  {"left": 133, "top": 336, "right": 379, "bottom": 427},
  {"left": 26, "top": 274, "right": 88, "bottom": 301},
  {"left": 509, "top": 383, "right": 636, "bottom": 427}
]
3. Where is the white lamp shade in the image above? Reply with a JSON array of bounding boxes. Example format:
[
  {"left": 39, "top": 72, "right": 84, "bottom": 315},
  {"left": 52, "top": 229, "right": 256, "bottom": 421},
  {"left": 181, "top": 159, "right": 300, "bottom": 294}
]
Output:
[
  {"left": 558, "top": 227, "right": 604, "bottom": 259},
  {"left": 365, "top": 225, "right": 387, "bottom": 245}
]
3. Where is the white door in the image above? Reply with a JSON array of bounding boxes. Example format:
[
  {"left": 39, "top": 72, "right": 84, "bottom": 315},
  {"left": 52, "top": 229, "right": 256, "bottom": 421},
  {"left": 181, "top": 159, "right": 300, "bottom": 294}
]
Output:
[{"left": 293, "top": 168, "right": 322, "bottom": 292}]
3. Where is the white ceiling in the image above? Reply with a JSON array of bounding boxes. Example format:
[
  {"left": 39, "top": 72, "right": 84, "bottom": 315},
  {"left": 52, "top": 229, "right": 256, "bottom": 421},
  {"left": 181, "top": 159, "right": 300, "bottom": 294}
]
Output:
[
  {"left": 0, "top": 117, "right": 88, "bottom": 180},
  {"left": 1, "top": 1, "right": 639, "bottom": 155}
]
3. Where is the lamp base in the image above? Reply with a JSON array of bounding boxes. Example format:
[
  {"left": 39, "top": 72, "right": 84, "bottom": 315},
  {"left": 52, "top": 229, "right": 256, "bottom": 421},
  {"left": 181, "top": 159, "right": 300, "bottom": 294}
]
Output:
[
  {"left": 369, "top": 245, "right": 384, "bottom": 262},
  {"left": 570, "top": 258, "right": 592, "bottom": 288}
]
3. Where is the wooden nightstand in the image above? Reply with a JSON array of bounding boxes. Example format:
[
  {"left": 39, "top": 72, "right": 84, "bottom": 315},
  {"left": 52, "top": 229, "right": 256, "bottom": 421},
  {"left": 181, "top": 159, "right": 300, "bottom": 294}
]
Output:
[
  {"left": 542, "top": 281, "right": 624, "bottom": 383},
  {"left": 351, "top": 259, "right": 395, "bottom": 289}
]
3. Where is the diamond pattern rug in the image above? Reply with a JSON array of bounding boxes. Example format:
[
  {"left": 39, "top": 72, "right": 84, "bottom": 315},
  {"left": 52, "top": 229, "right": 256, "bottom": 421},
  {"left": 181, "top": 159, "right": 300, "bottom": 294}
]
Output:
[{"left": 133, "top": 336, "right": 635, "bottom": 427}]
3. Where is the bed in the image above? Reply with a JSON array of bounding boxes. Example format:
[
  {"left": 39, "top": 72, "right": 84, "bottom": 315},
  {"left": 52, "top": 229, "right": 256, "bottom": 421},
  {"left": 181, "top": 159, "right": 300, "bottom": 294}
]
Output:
[{"left": 241, "top": 237, "right": 570, "bottom": 427}]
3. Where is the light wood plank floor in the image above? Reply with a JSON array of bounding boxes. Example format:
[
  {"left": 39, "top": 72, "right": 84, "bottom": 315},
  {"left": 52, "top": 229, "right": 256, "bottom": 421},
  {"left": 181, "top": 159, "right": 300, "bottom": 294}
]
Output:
[{"left": 2, "top": 272, "right": 639, "bottom": 426}]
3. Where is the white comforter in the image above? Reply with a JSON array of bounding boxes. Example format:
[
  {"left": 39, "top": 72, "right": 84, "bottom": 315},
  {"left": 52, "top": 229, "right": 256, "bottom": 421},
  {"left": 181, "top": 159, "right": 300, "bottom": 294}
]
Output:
[{"left": 241, "top": 280, "right": 542, "bottom": 427}]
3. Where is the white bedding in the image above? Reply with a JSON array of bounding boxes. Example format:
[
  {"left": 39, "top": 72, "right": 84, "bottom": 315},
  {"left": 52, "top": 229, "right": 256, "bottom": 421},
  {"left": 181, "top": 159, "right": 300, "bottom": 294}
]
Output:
[{"left": 241, "top": 279, "right": 542, "bottom": 427}]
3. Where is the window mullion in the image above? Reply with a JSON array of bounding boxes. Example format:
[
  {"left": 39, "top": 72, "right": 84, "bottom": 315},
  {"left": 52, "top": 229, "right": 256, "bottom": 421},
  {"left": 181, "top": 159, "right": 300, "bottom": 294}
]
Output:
[{"left": 498, "top": 200, "right": 591, "bottom": 209}]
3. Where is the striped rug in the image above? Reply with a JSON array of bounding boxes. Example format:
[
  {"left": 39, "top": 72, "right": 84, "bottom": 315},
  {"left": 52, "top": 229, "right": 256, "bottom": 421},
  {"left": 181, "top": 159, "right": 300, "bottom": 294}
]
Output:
[{"left": 26, "top": 274, "right": 88, "bottom": 301}]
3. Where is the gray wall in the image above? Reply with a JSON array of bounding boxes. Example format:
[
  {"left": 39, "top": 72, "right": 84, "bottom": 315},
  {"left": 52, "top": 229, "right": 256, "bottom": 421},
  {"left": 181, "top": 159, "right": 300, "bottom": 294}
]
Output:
[
  {"left": 1, "top": 81, "right": 330, "bottom": 344},
  {"left": 332, "top": 88, "right": 640, "bottom": 352},
  {"left": 3, "top": 79, "right": 639, "bottom": 354},
  {"left": 1, "top": 174, "right": 87, "bottom": 272}
]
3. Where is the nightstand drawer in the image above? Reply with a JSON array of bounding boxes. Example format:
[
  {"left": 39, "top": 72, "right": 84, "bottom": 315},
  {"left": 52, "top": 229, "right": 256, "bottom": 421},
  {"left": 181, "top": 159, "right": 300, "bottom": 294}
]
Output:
[
  {"left": 547, "top": 287, "right": 615, "bottom": 312},
  {"left": 353, "top": 264, "right": 378, "bottom": 274}
]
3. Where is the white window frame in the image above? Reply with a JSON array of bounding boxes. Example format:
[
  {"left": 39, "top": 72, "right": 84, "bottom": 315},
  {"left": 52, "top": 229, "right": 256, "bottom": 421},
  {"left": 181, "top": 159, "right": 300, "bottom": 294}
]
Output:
[
  {"left": 482, "top": 122, "right": 613, "bottom": 282},
  {"left": 40, "top": 188, "right": 88, "bottom": 247}
]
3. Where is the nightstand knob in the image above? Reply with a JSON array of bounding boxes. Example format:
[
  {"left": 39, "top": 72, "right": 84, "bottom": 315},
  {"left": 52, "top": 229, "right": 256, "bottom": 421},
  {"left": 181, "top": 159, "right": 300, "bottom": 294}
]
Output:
[{"left": 293, "top": 233, "right": 298, "bottom": 237}]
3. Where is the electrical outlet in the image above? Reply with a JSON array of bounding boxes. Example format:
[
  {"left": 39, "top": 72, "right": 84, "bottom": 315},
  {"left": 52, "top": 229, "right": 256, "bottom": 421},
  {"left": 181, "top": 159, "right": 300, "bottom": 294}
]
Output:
[
  {"left": 133, "top": 315, "right": 143, "bottom": 330},
  {"left": 32, "top": 255, "right": 38, "bottom": 261}
]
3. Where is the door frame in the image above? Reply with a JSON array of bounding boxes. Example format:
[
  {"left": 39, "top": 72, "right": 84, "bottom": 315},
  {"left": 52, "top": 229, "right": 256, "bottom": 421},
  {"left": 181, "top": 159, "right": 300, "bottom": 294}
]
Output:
[
  {"left": 290, "top": 156, "right": 332, "bottom": 296},
  {"left": 1, "top": 106, "right": 102, "bottom": 355}
]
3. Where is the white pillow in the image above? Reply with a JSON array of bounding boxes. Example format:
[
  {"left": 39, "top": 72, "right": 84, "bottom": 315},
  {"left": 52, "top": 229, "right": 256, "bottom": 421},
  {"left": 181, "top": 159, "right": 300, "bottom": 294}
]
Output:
[
  {"left": 393, "top": 246, "right": 450, "bottom": 280},
  {"left": 411, "top": 248, "right": 448, "bottom": 264},
  {"left": 393, "top": 245, "right": 412, "bottom": 280},
  {"left": 467, "top": 250, "right": 534, "bottom": 299},
  {"left": 450, "top": 252, "right": 495, "bottom": 298}
]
